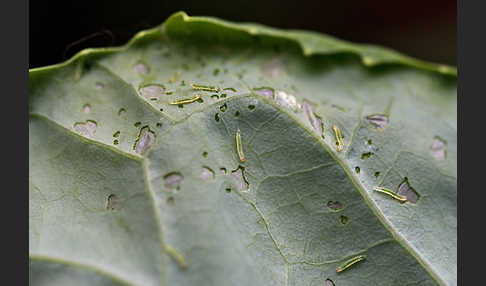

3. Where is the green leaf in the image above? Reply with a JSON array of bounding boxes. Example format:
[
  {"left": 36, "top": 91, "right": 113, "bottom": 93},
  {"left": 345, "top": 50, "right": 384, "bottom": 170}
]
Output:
[{"left": 29, "top": 11, "right": 456, "bottom": 286}]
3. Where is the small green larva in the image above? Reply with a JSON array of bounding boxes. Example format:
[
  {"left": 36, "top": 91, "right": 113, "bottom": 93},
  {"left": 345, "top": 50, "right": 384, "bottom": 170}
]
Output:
[
  {"left": 336, "top": 255, "right": 365, "bottom": 273},
  {"left": 332, "top": 125, "right": 344, "bottom": 152},
  {"left": 191, "top": 83, "right": 220, "bottom": 92},
  {"left": 165, "top": 244, "right": 188, "bottom": 269},
  {"left": 373, "top": 186, "right": 408, "bottom": 203},
  {"left": 169, "top": 94, "right": 201, "bottom": 105},
  {"left": 236, "top": 129, "right": 245, "bottom": 162}
]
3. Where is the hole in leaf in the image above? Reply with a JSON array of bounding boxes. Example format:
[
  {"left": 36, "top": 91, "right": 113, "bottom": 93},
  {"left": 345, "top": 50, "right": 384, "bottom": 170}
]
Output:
[
  {"left": 327, "top": 201, "right": 342, "bottom": 211},
  {"left": 73, "top": 120, "right": 97, "bottom": 137},
  {"left": 201, "top": 167, "right": 215, "bottom": 181},
  {"left": 431, "top": 136, "right": 447, "bottom": 160},
  {"left": 248, "top": 105, "right": 255, "bottom": 110},
  {"left": 355, "top": 166, "right": 360, "bottom": 174},
  {"left": 164, "top": 172, "right": 183, "bottom": 191},
  {"left": 133, "top": 61, "right": 149, "bottom": 74},
  {"left": 325, "top": 278, "right": 336, "bottom": 286},
  {"left": 361, "top": 152, "right": 373, "bottom": 160},
  {"left": 83, "top": 104, "right": 91, "bottom": 113},
  {"left": 366, "top": 114, "right": 389, "bottom": 129},
  {"left": 340, "top": 215, "right": 349, "bottom": 225},
  {"left": 232, "top": 165, "right": 249, "bottom": 192},
  {"left": 106, "top": 194, "right": 117, "bottom": 211},
  {"left": 397, "top": 178, "right": 420, "bottom": 203},
  {"left": 220, "top": 103, "right": 227, "bottom": 112},
  {"left": 133, "top": 126, "right": 156, "bottom": 155}
]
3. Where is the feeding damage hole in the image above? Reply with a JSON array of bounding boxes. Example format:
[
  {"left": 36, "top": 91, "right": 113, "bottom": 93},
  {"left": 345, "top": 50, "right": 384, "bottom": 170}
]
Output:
[
  {"left": 95, "top": 82, "right": 104, "bottom": 89},
  {"left": 397, "top": 178, "right": 420, "bottom": 203},
  {"left": 303, "top": 101, "right": 324, "bottom": 138},
  {"left": 201, "top": 167, "right": 215, "bottom": 181},
  {"left": 118, "top": 108, "right": 126, "bottom": 117},
  {"left": 105, "top": 194, "right": 117, "bottom": 211},
  {"left": 248, "top": 105, "right": 255, "bottom": 111},
  {"left": 340, "top": 215, "right": 348, "bottom": 225},
  {"left": 139, "top": 84, "right": 165, "bottom": 100},
  {"left": 254, "top": 87, "right": 274, "bottom": 99},
  {"left": 166, "top": 196, "right": 175, "bottom": 206},
  {"left": 431, "top": 136, "right": 447, "bottom": 160},
  {"left": 220, "top": 167, "right": 227, "bottom": 174},
  {"left": 361, "top": 152, "right": 373, "bottom": 160},
  {"left": 366, "top": 114, "right": 388, "bottom": 130},
  {"left": 214, "top": 113, "right": 220, "bottom": 122},
  {"left": 133, "top": 61, "right": 149, "bottom": 75},
  {"left": 232, "top": 166, "right": 249, "bottom": 192},
  {"left": 225, "top": 188, "right": 231, "bottom": 193},
  {"left": 234, "top": 111, "right": 240, "bottom": 117},
  {"left": 327, "top": 201, "right": 343, "bottom": 211},
  {"left": 73, "top": 120, "right": 97, "bottom": 137},
  {"left": 220, "top": 103, "right": 228, "bottom": 112},
  {"left": 164, "top": 172, "right": 183, "bottom": 192},
  {"left": 374, "top": 172, "right": 380, "bottom": 178},
  {"left": 133, "top": 126, "right": 156, "bottom": 155},
  {"left": 82, "top": 104, "right": 91, "bottom": 113},
  {"left": 325, "top": 278, "right": 336, "bottom": 286},
  {"left": 202, "top": 151, "right": 208, "bottom": 158},
  {"left": 355, "top": 166, "right": 360, "bottom": 174}
]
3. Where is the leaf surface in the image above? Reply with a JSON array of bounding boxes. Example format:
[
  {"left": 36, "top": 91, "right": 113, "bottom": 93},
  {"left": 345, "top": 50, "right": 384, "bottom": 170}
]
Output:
[{"left": 29, "top": 11, "right": 457, "bottom": 286}]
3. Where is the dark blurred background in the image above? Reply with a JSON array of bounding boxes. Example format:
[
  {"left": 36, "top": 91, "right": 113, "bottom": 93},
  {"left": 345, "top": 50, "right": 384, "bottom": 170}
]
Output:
[{"left": 29, "top": 0, "right": 456, "bottom": 68}]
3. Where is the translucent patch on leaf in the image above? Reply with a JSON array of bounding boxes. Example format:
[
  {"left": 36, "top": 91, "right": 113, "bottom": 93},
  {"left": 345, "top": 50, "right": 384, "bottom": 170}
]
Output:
[
  {"left": 139, "top": 84, "right": 165, "bottom": 100},
  {"left": 133, "top": 126, "right": 156, "bottom": 155},
  {"left": 366, "top": 114, "right": 389, "bottom": 129},
  {"left": 133, "top": 61, "right": 149, "bottom": 75},
  {"left": 73, "top": 120, "right": 97, "bottom": 137},
  {"left": 254, "top": 87, "right": 274, "bottom": 99},
  {"left": 327, "top": 201, "right": 342, "bottom": 211},
  {"left": 201, "top": 167, "right": 215, "bottom": 181},
  {"left": 302, "top": 101, "right": 323, "bottom": 137},
  {"left": 431, "top": 136, "right": 447, "bottom": 160},
  {"left": 164, "top": 172, "right": 183, "bottom": 190},
  {"left": 82, "top": 104, "right": 91, "bottom": 113},
  {"left": 275, "top": 90, "right": 301, "bottom": 112},
  {"left": 232, "top": 166, "right": 249, "bottom": 192},
  {"left": 261, "top": 57, "right": 286, "bottom": 78},
  {"left": 397, "top": 179, "right": 420, "bottom": 203}
]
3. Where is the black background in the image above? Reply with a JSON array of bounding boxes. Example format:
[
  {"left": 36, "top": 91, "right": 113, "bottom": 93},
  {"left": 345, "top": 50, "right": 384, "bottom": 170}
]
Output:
[{"left": 30, "top": 0, "right": 456, "bottom": 68}]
